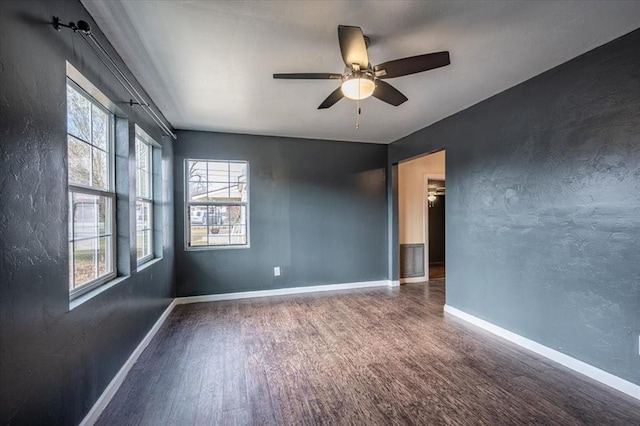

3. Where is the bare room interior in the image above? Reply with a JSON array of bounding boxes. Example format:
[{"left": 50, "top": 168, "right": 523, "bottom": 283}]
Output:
[{"left": 1, "top": 1, "right": 639, "bottom": 425}]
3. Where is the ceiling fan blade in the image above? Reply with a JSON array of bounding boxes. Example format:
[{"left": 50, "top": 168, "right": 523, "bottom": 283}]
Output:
[
  {"left": 374, "top": 51, "right": 450, "bottom": 79},
  {"left": 338, "top": 25, "right": 369, "bottom": 69},
  {"left": 373, "top": 80, "right": 408, "bottom": 106},
  {"left": 273, "top": 73, "right": 343, "bottom": 80},
  {"left": 318, "top": 86, "right": 344, "bottom": 109}
]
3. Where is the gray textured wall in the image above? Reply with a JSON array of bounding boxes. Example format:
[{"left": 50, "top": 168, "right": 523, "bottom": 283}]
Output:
[
  {"left": 0, "top": 1, "right": 175, "bottom": 424},
  {"left": 174, "top": 131, "right": 387, "bottom": 296},
  {"left": 389, "top": 29, "right": 640, "bottom": 385}
]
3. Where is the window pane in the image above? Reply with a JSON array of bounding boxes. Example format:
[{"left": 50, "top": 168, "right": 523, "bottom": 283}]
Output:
[
  {"left": 68, "top": 198, "right": 74, "bottom": 240},
  {"left": 142, "top": 169, "right": 150, "bottom": 199},
  {"left": 136, "top": 201, "right": 144, "bottom": 230},
  {"left": 97, "top": 236, "right": 112, "bottom": 276},
  {"left": 230, "top": 163, "right": 247, "bottom": 202},
  {"left": 136, "top": 201, "right": 153, "bottom": 262},
  {"left": 74, "top": 238, "right": 96, "bottom": 287},
  {"left": 208, "top": 226, "right": 230, "bottom": 246},
  {"left": 73, "top": 193, "right": 111, "bottom": 239},
  {"left": 143, "top": 230, "right": 152, "bottom": 258},
  {"left": 190, "top": 206, "right": 207, "bottom": 226},
  {"left": 229, "top": 162, "right": 247, "bottom": 183},
  {"left": 135, "top": 139, "right": 142, "bottom": 169},
  {"left": 137, "top": 167, "right": 150, "bottom": 199},
  {"left": 136, "top": 230, "right": 144, "bottom": 260},
  {"left": 230, "top": 180, "right": 248, "bottom": 203},
  {"left": 187, "top": 161, "right": 207, "bottom": 200},
  {"left": 73, "top": 192, "right": 98, "bottom": 239},
  {"left": 69, "top": 242, "right": 74, "bottom": 290},
  {"left": 190, "top": 225, "right": 208, "bottom": 246},
  {"left": 67, "top": 85, "right": 91, "bottom": 141},
  {"left": 136, "top": 139, "right": 149, "bottom": 171},
  {"left": 92, "top": 148, "right": 108, "bottom": 189},
  {"left": 207, "top": 182, "right": 230, "bottom": 201},
  {"left": 137, "top": 200, "right": 151, "bottom": 230},
  {"left": 68, "top": 136, "right": 91, "bottom": 186},
  {"left": 207, "top": 205, "right": 225, "bottom": 226},
  {"left": 208, "top": 161, "right": 228, "bottom": 182},
  {"left": 92, "top": 104, "right": 108, "bottom": 150},
  {"left": 228, "top": 205, "right": 246, "bottom": 226},
  {"left": 188, "top": 182, "right": 207, "bottom": 201},
  {"left": 98, "top": 195, "right": 110, "bottom": 235},
  {"left": 230, "top": 226, "right": 247, "bottom": 245},
  {"left": 188, "top": 160, "right": 207, "bottom": 183}
]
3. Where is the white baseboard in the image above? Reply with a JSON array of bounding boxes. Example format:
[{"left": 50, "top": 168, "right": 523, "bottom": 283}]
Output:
[
  {"left": 443, "top": 305, "right": 640, "bottom": 401},
  {"left": 389, "top": 280, "right": 401, "bottom": 287},
  {"left": 400, "top": 276, "right": 427, "bottom": 284},
  {"left": 176, "top": 280, "right": 392, "bottom": 304},
  {"left": 79, "top": 300, "right": 178, "bottom": 426}
]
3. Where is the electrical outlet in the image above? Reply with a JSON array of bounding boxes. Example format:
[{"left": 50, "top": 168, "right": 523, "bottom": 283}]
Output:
[{"left": 274, "top": 266, "right": 281, "bottom": 277}]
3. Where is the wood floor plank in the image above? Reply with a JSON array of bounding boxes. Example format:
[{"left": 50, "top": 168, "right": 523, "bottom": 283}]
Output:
[{"left": 96, "top": 281, "right": 640, "bottom": 425}]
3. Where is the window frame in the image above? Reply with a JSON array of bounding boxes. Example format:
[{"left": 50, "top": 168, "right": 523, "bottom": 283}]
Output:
[
  {"left": 135, "top": 133, "right": 154, "bottom": 265},
  {"left": 184, "top": 158, "right": 250, "bottom": 251},
  {"left": 67, "top": 78, "right": 117, "bottom": 300}
]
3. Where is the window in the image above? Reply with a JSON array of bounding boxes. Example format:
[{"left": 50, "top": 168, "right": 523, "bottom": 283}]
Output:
[
  {"left": 185, "top": 159, "right": 249, "bottom": 248},
  {"left": 135, "top": 132, "right": 153, "bottom": 264},
  {"left": 67, "top": 79, "right": 115, "bottom": 297}
]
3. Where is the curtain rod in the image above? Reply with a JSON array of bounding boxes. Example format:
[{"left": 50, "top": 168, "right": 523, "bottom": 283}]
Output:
[{"left": 53, "top": 16, "right": 178, "bottom": 140}]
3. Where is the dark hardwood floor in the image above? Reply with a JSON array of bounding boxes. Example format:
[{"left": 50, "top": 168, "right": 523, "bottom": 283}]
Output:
[
  {"left": 429, "top": 263, "right": 446, "bottom": 279},
  {"left": 97, "top": 280, "right": 640, "bottom": 425}
]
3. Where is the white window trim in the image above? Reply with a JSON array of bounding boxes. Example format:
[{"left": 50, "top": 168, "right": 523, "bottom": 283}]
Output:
[
  {"left": 184, "top": 158, "right": 250, "bottom": 251},
  {"left": 135, "top": 132, "right": 154, "bottom": 266},
  {"left": 67, "top": 78, "right": 117, "bottom": 300}
]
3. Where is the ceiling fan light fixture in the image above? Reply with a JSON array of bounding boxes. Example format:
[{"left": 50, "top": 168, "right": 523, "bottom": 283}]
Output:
[{"left": 341, "top": 74, "right": 375, "bottom": 100}]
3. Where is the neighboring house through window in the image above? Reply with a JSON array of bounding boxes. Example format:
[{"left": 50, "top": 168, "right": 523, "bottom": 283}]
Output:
[{"left": 185, "top": 159, "right": 249, "bottom": 249}]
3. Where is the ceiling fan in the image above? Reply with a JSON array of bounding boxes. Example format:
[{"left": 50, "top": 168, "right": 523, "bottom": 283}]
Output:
[{"left": 273, "top": 25, "right": 451, "bottom": 110}]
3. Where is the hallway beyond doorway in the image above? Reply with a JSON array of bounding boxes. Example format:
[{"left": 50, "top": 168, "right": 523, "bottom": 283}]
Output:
[{"left": 398, "top": 149, "right": 445, "bottom": 283}]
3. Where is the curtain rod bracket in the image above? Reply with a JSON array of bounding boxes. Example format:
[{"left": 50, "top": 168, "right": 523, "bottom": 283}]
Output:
[
  {"left": 53, "top": 16, "right": 91, "bottom": 35},
  {"left": 129, "top": 99, "right": 150, "bottom": 107}
]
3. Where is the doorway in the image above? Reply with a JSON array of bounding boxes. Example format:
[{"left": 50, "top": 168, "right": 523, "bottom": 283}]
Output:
[
  {"left": 398, "top": 150, "right": 445, "bottom": 283},
  {"left": 426, "top": 178, "right": 445, "bottom": 279}
]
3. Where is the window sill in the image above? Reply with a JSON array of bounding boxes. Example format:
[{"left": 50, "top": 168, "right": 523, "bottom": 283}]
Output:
[
  {"left": 137, "top": 257, "right": 162, "bottom": 272},
  {"left": 69, "top": 275, "right": 129, "bottom": 311}
]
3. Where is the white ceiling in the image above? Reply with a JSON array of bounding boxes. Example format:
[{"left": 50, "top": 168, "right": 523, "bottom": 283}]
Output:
[{"left": 81, "top": 1, "right": 640, "bottom": 144}]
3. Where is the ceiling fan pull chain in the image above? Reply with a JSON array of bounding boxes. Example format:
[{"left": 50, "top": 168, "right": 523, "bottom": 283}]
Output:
[{"left": 356, "top": 83, "right": 360, "bottom": 129}]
